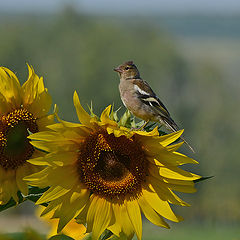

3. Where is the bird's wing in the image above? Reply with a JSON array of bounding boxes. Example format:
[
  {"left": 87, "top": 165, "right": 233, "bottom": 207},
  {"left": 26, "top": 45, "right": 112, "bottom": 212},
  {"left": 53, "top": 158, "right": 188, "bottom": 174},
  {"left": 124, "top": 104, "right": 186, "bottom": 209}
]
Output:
[{"left": 133, "top": 79, "right": 170, "bottom": 118}]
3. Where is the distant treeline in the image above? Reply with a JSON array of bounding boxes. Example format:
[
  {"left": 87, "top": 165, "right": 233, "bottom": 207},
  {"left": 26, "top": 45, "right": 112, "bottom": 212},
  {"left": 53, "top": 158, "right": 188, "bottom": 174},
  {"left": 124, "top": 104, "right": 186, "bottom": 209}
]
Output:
[{"left": 154, "top": 14, "right": 240, "bottom": 38}]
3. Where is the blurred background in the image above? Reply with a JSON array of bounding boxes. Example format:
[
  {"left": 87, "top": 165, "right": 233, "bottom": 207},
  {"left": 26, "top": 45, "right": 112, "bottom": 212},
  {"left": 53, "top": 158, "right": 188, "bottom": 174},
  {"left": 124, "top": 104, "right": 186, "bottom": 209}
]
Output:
[{"left": 0, "top": 0, "right": 240, "bottom": 239}]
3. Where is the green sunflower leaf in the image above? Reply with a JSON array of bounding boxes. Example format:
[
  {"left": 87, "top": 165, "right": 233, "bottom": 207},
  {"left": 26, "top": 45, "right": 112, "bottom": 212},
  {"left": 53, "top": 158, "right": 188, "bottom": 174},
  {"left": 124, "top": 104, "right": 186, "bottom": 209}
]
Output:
[
  {"left": 25, "top": 186, "right": 49, "bottom": 206},
  {"left": 0, "top": 191, "right": 25, "bottom": 213},
  {"left": 48, "top": 234, "right": 74, "bottom": 240},
  {"left": 0, "top": 186, "right": 49, "bottom": 213}
]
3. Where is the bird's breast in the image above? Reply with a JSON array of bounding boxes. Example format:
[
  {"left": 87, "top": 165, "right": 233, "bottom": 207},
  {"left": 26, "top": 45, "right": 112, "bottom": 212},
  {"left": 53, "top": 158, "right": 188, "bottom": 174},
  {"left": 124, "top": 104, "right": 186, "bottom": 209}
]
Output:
[{"left": 120, "top": 88, "right": 154, "bottom": 121}]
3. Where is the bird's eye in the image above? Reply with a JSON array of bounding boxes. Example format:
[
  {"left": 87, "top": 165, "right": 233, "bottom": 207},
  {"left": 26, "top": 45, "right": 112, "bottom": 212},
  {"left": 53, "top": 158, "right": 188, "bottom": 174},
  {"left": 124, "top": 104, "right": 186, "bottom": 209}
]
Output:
[{"left": 125, "top": 67, "right": 130, "bottom": 70}]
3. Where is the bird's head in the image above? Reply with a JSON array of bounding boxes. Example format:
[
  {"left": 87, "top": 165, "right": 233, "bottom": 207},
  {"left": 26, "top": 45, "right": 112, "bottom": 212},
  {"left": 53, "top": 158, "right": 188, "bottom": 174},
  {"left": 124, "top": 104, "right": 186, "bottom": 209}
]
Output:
[{"left": 114, "top": 61, "right": 140, "bottom": 79}]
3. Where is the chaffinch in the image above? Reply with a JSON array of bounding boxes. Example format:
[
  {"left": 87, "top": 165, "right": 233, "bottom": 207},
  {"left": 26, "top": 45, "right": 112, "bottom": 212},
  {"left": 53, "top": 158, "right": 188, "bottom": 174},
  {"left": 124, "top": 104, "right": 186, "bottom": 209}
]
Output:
[{"left": 114, "top": 60, "right": 195, "bottom": 153}]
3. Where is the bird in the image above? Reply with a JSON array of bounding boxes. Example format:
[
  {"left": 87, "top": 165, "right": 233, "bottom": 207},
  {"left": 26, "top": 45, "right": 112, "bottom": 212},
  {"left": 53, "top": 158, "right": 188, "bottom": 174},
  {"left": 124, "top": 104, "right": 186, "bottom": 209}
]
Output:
[{"left": 114, "top": 60, "right": 195, "bottom": 153}]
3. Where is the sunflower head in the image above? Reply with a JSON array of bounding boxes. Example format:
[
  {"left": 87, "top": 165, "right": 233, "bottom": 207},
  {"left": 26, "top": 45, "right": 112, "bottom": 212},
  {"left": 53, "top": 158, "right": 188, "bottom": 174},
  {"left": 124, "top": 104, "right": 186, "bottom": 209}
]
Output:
[
  {"left": 26, "top": 92, "right": 200, "bottom": 240},
  {"left": 77, "top": 128, "right": 149, "bottom": 201},
  {"left": 0, "top": 65, "right": 54, "bottom": 205}
]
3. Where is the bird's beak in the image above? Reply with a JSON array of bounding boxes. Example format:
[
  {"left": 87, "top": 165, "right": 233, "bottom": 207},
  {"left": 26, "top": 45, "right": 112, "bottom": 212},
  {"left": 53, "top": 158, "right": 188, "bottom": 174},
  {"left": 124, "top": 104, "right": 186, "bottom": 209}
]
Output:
[{"left": 114, "top": 67, "right": 123, "bottom": 73}]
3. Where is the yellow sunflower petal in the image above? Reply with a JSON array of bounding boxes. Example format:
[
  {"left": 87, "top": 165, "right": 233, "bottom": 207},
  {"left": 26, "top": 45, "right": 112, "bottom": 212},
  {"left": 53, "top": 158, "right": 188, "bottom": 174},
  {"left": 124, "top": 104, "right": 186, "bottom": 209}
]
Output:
[
  {"left": 112, "top": 203, "right": 135, "bottom": 238},
  {"left": 27, "top": 156, "right": 51, "bottom": 166},
  {"left": 21, "top": 64, "right": 39, "bottom": 106},
  {"left": 149, "top": 162, "right": 200, "bottom": 181},
  {"left": 73, "top": 91, "right": 91, "bottom": 125},
  {"left": 76, "top": 201, "right": 90, "bottom": 225},
  {"left": 91, "top": 197, "right": 112, "bottom": 240},
  {"left": 150, "top": 179, "right": 189, "bottom": 206},
  {"left": 28, "top": 151, "right": 77, "bottom": 167},
  {"left": 56, "top": 188, "right": 89, "bottom": 232},
  {"left": 32, "top": 140, "right": 73, "bottom": 153},
  {"left": 0, "top": 92, "right": 10, "bottom": 115},
  {"left": 166, "top": 181, "right": 197, "bottom": 193},
  {"left": 37, "top": 114, "right": 55, "bottom": 131},
  {"left": 48, "top": 122, "right": 91, "bottom": 138},
  {"left": 47, "top": 165, "right": 78, "bottom": 189},
  {"left": 62, "top": 221, "right": 87, "bottom": 240},
  {"left": 158, "top": 130, "right": 184, "bottom": 147},
  {"left": 0, "top": 67, "right": 21, "bottom": 110},
  {"left": 29, "top": 131, "right": 63, "bottom": 141},
  {"left": 37, "top": 186, "right": 71, "bottom": 204},
  {"left": 108, "top": 223, "right": 122, "bottom": 238},
  {"left": 154, "top": 150, "right": 198, "bottom": 166},
  {"left": 24, "top": 168, "right": 50, "bottom": 188},
  {"left": 26, "top": 165, "right": 78, "bottom": 192},
  {"left": 166, "top": 142, "right": 184, "bottom": 152},
  {"left": 6, "top": 176, "right": 19, "bottom": 203},
  {"left": 16, "top": 164, "right": 32, "bottom": 195},
  {"left": 0, "top": 180, "right": 12, "bottom": 204},
  {"left": 138, "top": 195, "right": 170, "bottom": 228},
  {"left": 28, "top": 90, "right": 52, "bottom": 118},
  {"left": 126, "top": 199, "right": 142, "bottom": 240},
  {"left": 107, "top": 127, "right": 133, "bottom": 138},
  {"left": 86, "top": 195, "right": 98, "bottom": 232},
  {"left": 152, "top": 176, "right": 197, "bottom": 193},
  {"left": 38, "top": 76, "right": 45, "bottom": 93},
  {"left": 40, "top": 200, "right": 62, "bottom": 217},
  {"left": 134, "top": 126, "right": 159, "bottom": 137},
  {"left": 160, "top": 166, "right": 200, "bottom": 181},
  {"left": 142, "top": 188, "right": 183, "bottom": 222},
  {"left": 22, "top": 65, "right": 52, "bottom": 118},
  {"left": 30, "top": 128, "right": 85, "bottom": 147},
  {"left": 99, "top": 105, "right": 118, "bottom": 127}
]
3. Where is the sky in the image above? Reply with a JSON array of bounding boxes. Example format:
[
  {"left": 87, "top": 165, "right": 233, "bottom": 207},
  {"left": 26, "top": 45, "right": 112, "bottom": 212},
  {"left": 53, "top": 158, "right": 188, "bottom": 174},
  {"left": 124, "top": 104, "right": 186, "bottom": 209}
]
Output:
[{"left": 0, "top": 0, "right": 240, "bottom": 14}]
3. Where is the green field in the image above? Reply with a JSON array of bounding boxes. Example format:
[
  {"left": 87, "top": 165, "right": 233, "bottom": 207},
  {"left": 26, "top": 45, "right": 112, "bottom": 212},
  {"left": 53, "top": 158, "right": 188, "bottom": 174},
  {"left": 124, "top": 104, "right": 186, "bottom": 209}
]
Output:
[
  {"left": 1, "top": 222, "right": 240, "bottom": 240},
  {"left": 141, "top": 221, "right": 240, "bottom": 240}
]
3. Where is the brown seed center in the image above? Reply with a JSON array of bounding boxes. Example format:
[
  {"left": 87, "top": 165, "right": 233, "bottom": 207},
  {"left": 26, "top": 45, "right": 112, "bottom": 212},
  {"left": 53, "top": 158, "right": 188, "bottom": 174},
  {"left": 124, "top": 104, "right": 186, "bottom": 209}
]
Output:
[
  {"left": 96, "top": 151, "right": 130, "bottom": 181},
  {"left": 0, "top": 108, "right": 38, "bottom": 170},
  {"left": 77, "top": 130, "right": 148, "bottom": 200}
]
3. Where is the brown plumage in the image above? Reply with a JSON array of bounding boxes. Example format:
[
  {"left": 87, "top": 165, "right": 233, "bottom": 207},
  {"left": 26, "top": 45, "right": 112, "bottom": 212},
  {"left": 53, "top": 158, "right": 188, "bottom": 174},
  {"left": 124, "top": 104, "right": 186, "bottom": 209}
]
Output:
[{"left": 114, "top": 61, "right": 195, "bottom": 153}]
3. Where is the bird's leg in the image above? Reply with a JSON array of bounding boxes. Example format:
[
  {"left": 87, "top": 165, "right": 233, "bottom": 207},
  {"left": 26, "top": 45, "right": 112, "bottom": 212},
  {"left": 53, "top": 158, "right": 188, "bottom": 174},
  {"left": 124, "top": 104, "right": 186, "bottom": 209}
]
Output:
[{"left": 135, "top": 120, "right": 149, "bottom": 131}]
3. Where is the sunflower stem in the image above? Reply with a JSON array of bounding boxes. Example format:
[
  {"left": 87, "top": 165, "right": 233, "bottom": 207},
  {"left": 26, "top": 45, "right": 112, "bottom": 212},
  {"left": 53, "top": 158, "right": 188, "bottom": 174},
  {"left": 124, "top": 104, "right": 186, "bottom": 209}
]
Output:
[{"left": 101, "top": 230, "right": 113, "bottom": 240}]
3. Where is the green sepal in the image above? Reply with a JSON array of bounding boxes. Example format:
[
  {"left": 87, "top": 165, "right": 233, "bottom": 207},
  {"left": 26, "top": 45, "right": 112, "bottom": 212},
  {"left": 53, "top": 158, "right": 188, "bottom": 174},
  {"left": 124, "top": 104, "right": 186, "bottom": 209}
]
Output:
[
  {"left": 118, "top": 110, "right": 131, "bottom": 128},
  {"left": 194, "top": 176, "right": 214, "bottom": 183},
  {"left": 87, "top": 101, "right": 99, "bottom": 120}
]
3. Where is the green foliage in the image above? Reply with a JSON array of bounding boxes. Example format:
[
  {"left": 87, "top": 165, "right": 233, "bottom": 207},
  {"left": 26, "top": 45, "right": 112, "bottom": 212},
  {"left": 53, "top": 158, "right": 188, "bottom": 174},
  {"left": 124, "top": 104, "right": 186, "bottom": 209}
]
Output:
[
  {"left": 0, "top": 229, "right": 44, "bottom": 240},
  {"left": 0, "top": 187, "right": 48, "bottom": 213},
  {"left": 48, "top": 235, "right": 74, "bottom": 240}
]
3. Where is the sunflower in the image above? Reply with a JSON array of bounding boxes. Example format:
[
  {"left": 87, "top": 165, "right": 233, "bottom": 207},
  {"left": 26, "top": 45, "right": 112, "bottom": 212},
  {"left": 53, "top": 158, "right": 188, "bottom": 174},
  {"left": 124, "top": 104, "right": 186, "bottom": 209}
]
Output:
[
  {"left": 0, "top": 65, "right": 54, "bottom": 205},
  {"left": 36, "top": 206, "right": 88, "bottom": 240},
  {"left": 25, "top": 92, "right": 200, "bottom": 240}
]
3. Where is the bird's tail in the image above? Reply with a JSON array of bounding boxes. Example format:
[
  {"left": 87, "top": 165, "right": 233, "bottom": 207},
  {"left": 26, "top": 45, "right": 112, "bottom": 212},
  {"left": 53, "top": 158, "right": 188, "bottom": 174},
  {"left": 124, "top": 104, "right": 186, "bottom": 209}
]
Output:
[
  {"left": 179, "top": 135, "right": 195, "bottom": 153},
  {"left": 160, "top": 116, "right": 195, "bottom": 153}
]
